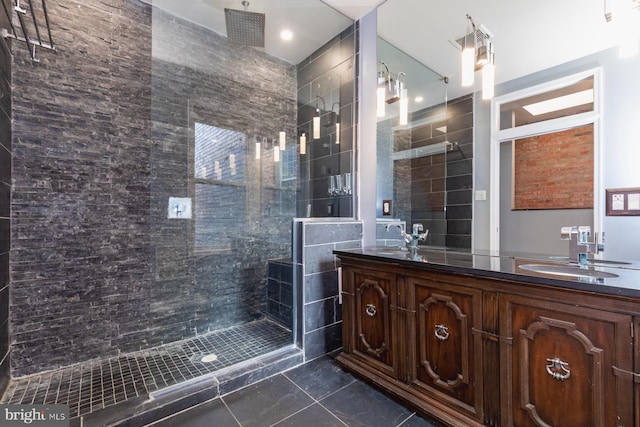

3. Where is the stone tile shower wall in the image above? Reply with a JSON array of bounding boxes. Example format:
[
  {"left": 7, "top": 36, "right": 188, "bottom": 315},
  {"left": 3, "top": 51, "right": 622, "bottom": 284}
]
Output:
[
  {"left": 148, "top": 9, "right": 296, "bottom": 341},
  {"left": 0, "top": 0, "right": 11, "bottom": 393},
  {"left": 9, "top": 0, "right": 153, "bottom": 376},
  {"left": 7, "top": 0, "right": 299, "bottom": 377},
  {"left": 297, "top": 26, "right": 356, "bottom": 218},
  {"left": 393, "top": 94, "right": 473, "bottom": 249}
]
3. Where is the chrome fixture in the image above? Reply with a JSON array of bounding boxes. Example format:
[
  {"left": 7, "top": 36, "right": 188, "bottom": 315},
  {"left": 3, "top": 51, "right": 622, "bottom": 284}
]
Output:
[
  {"left": 560, "top": 226, "right": 605, "bottom": 265},
  {"left": 410, "top": 223, "right": 428, "bottom": 249},
  {"left": 377, "top": 61, "right": 391, "bottom": 117},
  {"left": 385, "top": 221, "right": 412, "bottom": 247},
  {"left": 459, "top": 14, "right": 495, "bottom": 99},
  {"left": 327, "top": 173, "right": 351, "bottom": 196},
  {"left": 377, "top": 61, "right": 410, "bottom": 120},
  {"left": 224, "top": 1, "right": 265, "bottom": 47},
  {"left": 1, "top": 0, "right": 55, "bottom": 62},
  {"left": 385, "top": 222, "right": 428, "bottom": 249}
]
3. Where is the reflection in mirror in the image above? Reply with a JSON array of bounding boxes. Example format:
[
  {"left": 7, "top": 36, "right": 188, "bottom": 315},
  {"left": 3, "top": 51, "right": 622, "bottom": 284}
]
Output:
[
  {"left": 497, "top": 71, "right": 598, "bottom": 255},
  {"left": 376, "top": 38, "right": 474, "bottom": 249}
]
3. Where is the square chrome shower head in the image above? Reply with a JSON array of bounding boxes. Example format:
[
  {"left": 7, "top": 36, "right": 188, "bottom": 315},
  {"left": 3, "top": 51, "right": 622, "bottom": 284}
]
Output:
[{"left": 224, "top": 2, "right": 265, "bottom": 48}]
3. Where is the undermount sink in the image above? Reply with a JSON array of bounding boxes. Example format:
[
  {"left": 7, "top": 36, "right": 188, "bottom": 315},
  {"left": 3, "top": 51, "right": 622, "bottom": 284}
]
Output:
[
  {"left": 519, "top": 264, "right": 619, "bottom": 279},
  {"left": 548, "top": 256, "right": 630, "bottom": 266}
]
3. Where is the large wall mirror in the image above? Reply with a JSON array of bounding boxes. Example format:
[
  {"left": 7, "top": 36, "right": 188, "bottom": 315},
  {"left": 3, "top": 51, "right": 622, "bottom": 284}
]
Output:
[{"left": 375, "top": 38, "right": 474, "bottom": 249}]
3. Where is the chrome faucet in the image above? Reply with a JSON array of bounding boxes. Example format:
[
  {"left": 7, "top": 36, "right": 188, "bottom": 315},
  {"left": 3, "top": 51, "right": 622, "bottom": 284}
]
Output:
[
  {"left": 410, "top": 223, "right": 428, "bottom": 249},
  {"left": 385, "top": 221, "right": 412, "bottom": 247},
  {"left": 560, "top": 226, "right": 605, "bottom": 265}
]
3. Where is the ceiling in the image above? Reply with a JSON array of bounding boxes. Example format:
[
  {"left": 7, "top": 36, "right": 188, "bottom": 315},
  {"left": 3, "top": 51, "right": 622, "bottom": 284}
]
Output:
[
  {"left": 141, "top": 0, "right": 640, "bottom": 100},
  {"left": 330, "top": 0, "right": 640, "bottom": 99}
]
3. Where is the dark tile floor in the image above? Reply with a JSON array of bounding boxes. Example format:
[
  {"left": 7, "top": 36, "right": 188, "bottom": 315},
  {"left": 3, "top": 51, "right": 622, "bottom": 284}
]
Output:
[
  {"left": 1, "top": 320, "right": 292, "bottom": 419},
  {"left": 150, "top": 354, "right": 444, "bottom": 427}
]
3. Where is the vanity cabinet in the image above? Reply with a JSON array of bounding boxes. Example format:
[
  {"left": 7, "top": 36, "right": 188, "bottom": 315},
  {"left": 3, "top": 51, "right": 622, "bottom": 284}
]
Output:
[
  {"left": 501, "top": 293, "right": 633, "bottom": 426},
  {"left": 341, "top": 266, "right": 398, "bottom": 378},
  {"left": 336, "top": 255, "right": 637, "bottom": 427},
  {"left": 406, "top": 276, "right": 483, "bottom": 419}
]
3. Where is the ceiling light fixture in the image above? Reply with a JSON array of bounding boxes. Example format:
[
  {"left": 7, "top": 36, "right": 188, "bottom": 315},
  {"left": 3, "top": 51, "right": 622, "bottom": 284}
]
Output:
[
  {"left": 280, "top": 29, "right": 293, "bottom": 41},
  {"left": 522, "top": 89, "right": 594, "bottom": 116}
]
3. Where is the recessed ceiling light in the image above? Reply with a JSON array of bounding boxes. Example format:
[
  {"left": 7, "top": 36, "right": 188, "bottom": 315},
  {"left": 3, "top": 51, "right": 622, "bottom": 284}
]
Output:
[
  {"left": 280, "top": 29, "right": 293, "bottom": 41},
  {"left": 414, "top": 96, "right": 424, "bottom": 103},
  {"left": 522, "top": 89, "right": 594, "bottom": 116}
]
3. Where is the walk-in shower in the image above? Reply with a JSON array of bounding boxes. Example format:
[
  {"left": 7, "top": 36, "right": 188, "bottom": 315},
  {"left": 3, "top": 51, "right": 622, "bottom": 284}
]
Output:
[{"left": 1, "top": 0, "right": 354, "bottom": 424}]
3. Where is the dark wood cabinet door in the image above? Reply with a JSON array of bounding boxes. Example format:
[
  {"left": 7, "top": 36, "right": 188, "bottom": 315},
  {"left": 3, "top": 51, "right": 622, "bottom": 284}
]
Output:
[
  {"left": 346, "top": 267, "right": 397, "bottom": 377},
  {"left": 407, "top": 276, "right": 484, "bottom": 419},
  {"left": 500, "top": 294, "right": 633, "bottom": 427}
]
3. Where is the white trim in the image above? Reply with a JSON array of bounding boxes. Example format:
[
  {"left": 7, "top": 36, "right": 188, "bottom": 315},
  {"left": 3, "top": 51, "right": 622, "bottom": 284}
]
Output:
[{"left": 489, "top": 67, "right": 602, "bottom": 252}]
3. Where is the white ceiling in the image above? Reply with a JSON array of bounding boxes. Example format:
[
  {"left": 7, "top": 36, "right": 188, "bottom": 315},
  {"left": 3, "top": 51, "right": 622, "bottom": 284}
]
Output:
[
  {"left": 142, "top": 0, "right": 640, "bottom": 99},
  {"left": 330, "top": 0, "right": 640, "bottom": 98}
]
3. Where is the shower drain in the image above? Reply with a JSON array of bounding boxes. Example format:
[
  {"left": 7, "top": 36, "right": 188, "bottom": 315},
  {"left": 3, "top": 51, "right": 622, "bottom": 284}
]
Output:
[{"left": 200, "top": 354, "right": 218, "bottom": 363}]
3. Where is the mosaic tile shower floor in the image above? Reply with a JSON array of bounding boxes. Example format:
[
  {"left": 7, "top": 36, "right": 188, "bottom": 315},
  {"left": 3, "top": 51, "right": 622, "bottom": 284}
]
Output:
[{"left": 0, "top": 320, "right": 292, "bottom": 419}]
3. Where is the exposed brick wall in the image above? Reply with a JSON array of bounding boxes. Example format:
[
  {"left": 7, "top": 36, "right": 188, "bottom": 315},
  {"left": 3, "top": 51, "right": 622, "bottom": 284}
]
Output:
[{"left": 514, "top": 124, "right": 593, "bottom": 210}]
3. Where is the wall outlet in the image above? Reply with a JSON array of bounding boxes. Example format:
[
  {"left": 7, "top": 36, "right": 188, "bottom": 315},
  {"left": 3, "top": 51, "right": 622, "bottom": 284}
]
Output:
[
  {"left": 168, "top": 197, "right": 192, "bottom": 219},
  {"left": 475, "top": 190, "right": 487, "bottom": 201}
]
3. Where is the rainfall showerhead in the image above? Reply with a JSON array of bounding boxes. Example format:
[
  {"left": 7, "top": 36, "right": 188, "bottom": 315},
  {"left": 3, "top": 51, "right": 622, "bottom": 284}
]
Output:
[{"left": 225, "top": 1, "right": 265, "bottom": 47}]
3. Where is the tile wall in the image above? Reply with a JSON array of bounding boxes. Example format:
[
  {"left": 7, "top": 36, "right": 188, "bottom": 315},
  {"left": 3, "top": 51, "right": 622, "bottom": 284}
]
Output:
[
  {"left": 293, "top": 219, "right": 362, "bottom": 360},
  {"left": 0, "top": 0, "right": 11, "bottom": 393},
  {"left": 297, "top": 26, "right": 356, "bottom": 218}
]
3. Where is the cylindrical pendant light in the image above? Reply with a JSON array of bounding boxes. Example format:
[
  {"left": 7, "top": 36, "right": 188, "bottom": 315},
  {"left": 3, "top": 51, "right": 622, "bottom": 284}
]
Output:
[
  {"left": 279, "top": 131, "right": 286, "bottom": 150},
  {"left": 300, "top": 132, "right": 306, "bottom": 155}
]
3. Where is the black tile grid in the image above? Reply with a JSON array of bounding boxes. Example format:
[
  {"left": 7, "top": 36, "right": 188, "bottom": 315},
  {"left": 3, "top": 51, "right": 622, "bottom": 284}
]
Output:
[{"left": 1, "top": 320, "right": 292, "bottom": 419}]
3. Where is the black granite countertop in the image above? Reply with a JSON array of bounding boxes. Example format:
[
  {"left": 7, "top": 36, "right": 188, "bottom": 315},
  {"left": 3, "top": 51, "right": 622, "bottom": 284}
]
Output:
[{"left": 333, "top": 246, "right": 640, "bottom": 299}]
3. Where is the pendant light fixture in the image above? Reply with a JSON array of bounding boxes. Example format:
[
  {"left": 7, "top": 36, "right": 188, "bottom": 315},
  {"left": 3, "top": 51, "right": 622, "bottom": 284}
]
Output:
[
  {"left": 459, "top": 14, "right": 495, "bottom": 99},
  {"left": 299, "top": 132, "right": 306, "bottom": 155},
  {"left": 313, "top": 96, "right": 326, "bottom": 139},
  {"left": 396, "top": 72, "right": 408, "bottom": 125},
  {"left": 377, "top": 61, "right": 391, "bottom": 117},
  {"left": 461, "top": 15, "right": 476, "bottom": 87},
  {"left": 331, "top": 102, "right": 341, "bottom": 145}
]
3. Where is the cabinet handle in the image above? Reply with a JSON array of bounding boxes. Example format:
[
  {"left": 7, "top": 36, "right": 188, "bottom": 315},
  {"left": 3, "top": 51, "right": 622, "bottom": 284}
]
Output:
[
  {"left": 434, "top": 324, "right": 450, "bottom": 341},
  {"left": 546, "top": 358, "right": 571, "bottom": 381},
  {"left": 366, "top": 303, "right": 377, "bottom": 317}
]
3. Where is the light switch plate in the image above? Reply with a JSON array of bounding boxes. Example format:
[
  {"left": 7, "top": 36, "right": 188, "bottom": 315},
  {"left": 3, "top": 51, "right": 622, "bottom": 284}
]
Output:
[
  {"left": 168, "top": 197, "right": 192, "bottom": 219},
  {"left": 475, "top": 190, "right": 487, "bottom": 201}
]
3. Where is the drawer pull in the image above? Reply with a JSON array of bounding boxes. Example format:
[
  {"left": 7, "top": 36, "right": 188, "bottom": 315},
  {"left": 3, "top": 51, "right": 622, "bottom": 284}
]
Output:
[
  {"left": 434, "top": 324, "right": 450, "bottom": 341},
  {"left": 366, "top": 303, "right": 377, "bottom": 317},
  {"left": 546, "top": 358, "right": 571, "bottom": 381}
]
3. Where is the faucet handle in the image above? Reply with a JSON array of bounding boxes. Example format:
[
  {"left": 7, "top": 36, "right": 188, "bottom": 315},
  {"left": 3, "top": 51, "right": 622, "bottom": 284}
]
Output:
[{"left": 560, "top": 226, "right": 575, "bottom": 240}]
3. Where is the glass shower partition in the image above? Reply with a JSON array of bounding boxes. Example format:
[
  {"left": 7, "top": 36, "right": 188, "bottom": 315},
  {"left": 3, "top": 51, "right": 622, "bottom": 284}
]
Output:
[{"left": 148, "top": 6, "right": 297, "bottom": 376}]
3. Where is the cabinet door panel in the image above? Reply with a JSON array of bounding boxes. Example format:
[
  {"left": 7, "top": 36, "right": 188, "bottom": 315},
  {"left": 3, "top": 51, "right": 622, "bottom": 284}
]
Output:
[
  {"left": 409, "top": 277, "right": 483, "bottom": 417},
  {"left": 501, "top": 296, "right": 633, "bottom": 427},
  {"left": 351, "top": 270, "right": 396, "bottom": 376}
]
